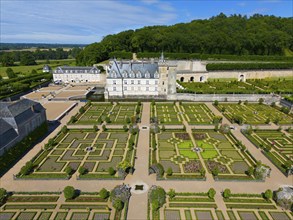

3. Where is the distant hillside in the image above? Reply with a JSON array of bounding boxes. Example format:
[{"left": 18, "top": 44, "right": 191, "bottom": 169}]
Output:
[
  {"left": 0, "top": 43, "right": 86, "bottom": 51},
  {"left": 76, "top": 13, "right": 293, "bottom": 66}
]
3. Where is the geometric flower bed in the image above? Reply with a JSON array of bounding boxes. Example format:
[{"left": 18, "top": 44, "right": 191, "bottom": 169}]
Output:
[
  {"left": 178, "top": 103, "right": 215, "bottom": 125},
  {"left": 18, "top": 128, "right": 137, "bottom": 179},
  {"left": 150, "top": 130, "right": 204, "bottom": 179},
  {"left": 0, "top": 192, "right": 115, "bottom": 220},
  {"left": 193, "top": 129, "right": 259, "bottom": 180},
  {"left": 243, "top": 129, "right": 292, "bottom": 175},
  {"left": 152, "top": 103, "right": 183, "bottom": 125},
  {"left": 216, "top": 103, "right": 292, "bottom": 125},
  {"left": 72, "top": 102, "right": 140, "bottom": 124}
]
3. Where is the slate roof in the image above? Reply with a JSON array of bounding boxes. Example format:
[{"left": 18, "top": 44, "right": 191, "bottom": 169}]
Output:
[
  {"left": 107, "top": 60, "right": 159, "bottom": 79},
  {"left": 54, "top": 66, "right": 100, "bottom": 74},
  {"left": 0, "top": 119, "right": 18, "bottom": 149}
]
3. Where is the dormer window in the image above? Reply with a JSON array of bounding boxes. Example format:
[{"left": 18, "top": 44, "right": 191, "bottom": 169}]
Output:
[{"left": 145, "top": 71, "right": 150, "bottom": 78}]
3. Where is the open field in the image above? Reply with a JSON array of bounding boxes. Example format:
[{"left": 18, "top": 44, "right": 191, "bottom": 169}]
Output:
[
  {"left": 0, "top": 59, "right": 75, "bottom": 77},
  {"left": 17, "top": 128, "right": 137, "bottom": 179},
  {"left": 216, "top": 103, "right": 293, "bottom": 125},
  {"left": 0, "top": 192, "right": 115, "bottom": 220},
  {"left": 243, "top": 129, "right": 293, "bottom": 175}
]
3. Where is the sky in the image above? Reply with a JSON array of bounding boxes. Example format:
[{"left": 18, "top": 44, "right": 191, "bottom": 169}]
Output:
[{"left": 1, "top": 0, "right": 292, "bottom": 44}]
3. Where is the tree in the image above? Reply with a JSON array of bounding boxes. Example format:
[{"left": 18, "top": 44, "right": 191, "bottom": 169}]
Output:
[
  {"left": 246, "top": 166, "right": 254, "bottom": 176},
  {"left": 265, "top": 118, "right": 270, "bottom": 124},
  {"left": 149, "top": 186, "right": 166, "bottom": 210},
  {"left": 65, "top": 166, "right": 73, "bottom": 176},
  {"left": 105, "top": 117, "right": 111, "bottom": 123},
  {"left": 166, "top": 167, "right": 173, "bottom": 176},
  {"left": 31, "top": 69, "right": 37, "bottom": 74},
  {"left": 214, "top": 100, "right": 219, "bottom": 106},
  {"left": 123, "top": 124, "right": 128, "bottom": 132},
  {"left": 63, "top": 186, "right": 77, "bottom": 200},
  {"left": 208, "top": 188, "right": 216, "bottom": 199},
  {"left": 102, "top": 125, "right": 107, "bottom": 131},
  {"left": 61, "top": 126, "right": 68, "bottom": 134},
  {"left": 6, "top": 68, "right": 17, "bottom": 79},
  {"left": 232, "top": 115, "right": 244, "bottom": 125},
  {"left": 0, "top": 188, "right": 7, "bottom": 204},
  {"left": 167, "top": 189, "right": 176, "bottom": 199},
  {"left": 259, "top": 98, "right": 264, "bottom": 104},
  {"left": 108, "top": 167, "right": 116, "bottom": 176},
  {"left": 125, "top": 117, "right": 131, "bottom": 124},
  {"left": 79, "top": 106, "right": 85, "bottom": 114},
  {"left": 223, "top": 189, "right": 231, "bottom": 198},
  {"left": 99, "top": 188, "right": 109, "bottom": 199},
  {"left": 263, "top": 189, "right": 273, "bottom": 200},
  {"left": 113, "top": 199, "right": 124, "bottom": 210},
  {"left": 78, "top": 166, "right": 87, "bottom": 175},
  {"left": 0, "top": 53, "right": 14, "bottom": 66},
  {"left": 20, "top": 161, "right": 34, "bottom": 175},
  {"left": 212, "top": 167, "right": 219, "bottom": 176},
  {"left": 93, "top": 125, "right": 98, "bottom": 131},
  {"left": 20, "top": 51, "right": 36, "bottom": 65},
  {"left": 162, "top": 125, "right": 166, "bottom": 131},
  {"left": 238, "top": 100, "right": 242, "bottom": 105},
  {"left": 70, "top": 116, "right": 77, "bottom": 123}
]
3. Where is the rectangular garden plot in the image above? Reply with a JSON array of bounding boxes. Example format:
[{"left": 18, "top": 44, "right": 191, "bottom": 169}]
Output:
[
  {"left": 152, "top": 103, "right": 183, "bottom": 125},
  {"left": 216, "top": 103, "right": 292, "bottom": 125},
  {"left": 192, "top": 129, "right": 260, "bottom": 180},
  {"left": 178, "top": 103, "right": 215, "bottom": 125},
  {"left": 150, "top": 130, "right": 205, "bottom": 180},
  {"left": 243, "top": 129, "right": 292, "bottom": 175},
  {"left": 18, "top": 129, "right": 138, "bottom": 179}
]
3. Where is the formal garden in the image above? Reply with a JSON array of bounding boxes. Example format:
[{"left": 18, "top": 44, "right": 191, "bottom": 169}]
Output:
[
  {"left": 151, "top": 102, "right": 183, "bottom": 125},
  {"left": 178, "top": 103, "right": 216, "bottom": 125},
  {"left": 215, "top": 102, "right": 293, "bottom": 125},
  {"left": 247, "top": 78, "right": 293, "bottom": 94},
  {"left": 149, "top": 127, "right": 266, "bottom": 181},
  {"left": 17, "top": 127, "right": 138, "bottom": 179},
  {"left": 243, "top": 129, "right": 293, "bottom": 175},
  {"left": 147, "top": 187, "right": 292, "bottom": 220},
  {"left": 0, "top": 185, "right": 129, "bottom": 220},
  {"left": 70, "top": 101, "right": 141, "bottom": 125}
]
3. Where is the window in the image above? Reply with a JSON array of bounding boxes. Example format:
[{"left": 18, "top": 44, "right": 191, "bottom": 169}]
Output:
[
  {"left": 155, "top": 87, "right": 157, "bottom": 91},
  {"left": 124, "top": 80, "right": 127, "bottom": 84},
  {"left": 146, "top": 87, "right": 149, "bottom": 91},
  {"left": 162, "top": 81, "right": 165, "bottom": 85},
  {"left": 113, "top": 80, "right": 116, "bottom": 85},
  {"left": 113, "top": 87, "right": 116, "bottom": 91},
  {"left": 138, "top": 81, "right": 141, "bottom": 85},
  {"left": 131, "top": 87, "right": 134, "bottom": 91},
  {"left": 138, "top": 87, "right": 141, "bottom": 91},
  {"left": 155, "top": 80, "right": 158, "bottom": 85},
  {"left": 124, "top": 86, "right": 127, "bottom": 91},
  {"left": 131, "top": 80, "right": 134, "bottom": 84},
  {"left": 146, "top": 80, "right": 149, "bottom": 85}
]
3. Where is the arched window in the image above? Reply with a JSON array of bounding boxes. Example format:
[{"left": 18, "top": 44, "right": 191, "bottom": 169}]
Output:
[
  {"left": 190, "top": 77, "right": 194, "bottom": 82},
  {"left": 200, "top": 76, "right": 204, "bottom": 82},
  {"left": 180, "top": 77, "right": 184, "bottom": 82}
]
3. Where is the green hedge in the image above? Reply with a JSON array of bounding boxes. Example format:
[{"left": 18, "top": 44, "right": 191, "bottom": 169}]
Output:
[
  {"left": 207, "top": 62, "right": 293, "bottom": 71},
  {"left": 0, "top": 122, "right": 48, "bottom": 177},
  {"left": 169, "top": 203, "right": 217, "bottom": 208},
  {"left": 225, "top": 204, "right": 276, "bottom": 209}
]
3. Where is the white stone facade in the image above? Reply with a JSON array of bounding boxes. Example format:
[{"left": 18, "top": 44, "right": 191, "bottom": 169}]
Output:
[{"left": 53, "top": 66, "right": 102, "bottom": 84}]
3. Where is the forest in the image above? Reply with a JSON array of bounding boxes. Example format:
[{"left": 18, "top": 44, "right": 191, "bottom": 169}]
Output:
[{"left": 76, "top": 13, "right": 293, "bottom": 66}]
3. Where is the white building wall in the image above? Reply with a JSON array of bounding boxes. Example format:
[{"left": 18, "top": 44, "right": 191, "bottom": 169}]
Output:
[{"left": 53, "top": 73, "right": 102, "bottom": 83}]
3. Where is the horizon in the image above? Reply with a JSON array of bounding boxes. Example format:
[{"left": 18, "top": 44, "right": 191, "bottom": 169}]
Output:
[{"left": 1, "top": 0, "right": 292, "bottom": 44}]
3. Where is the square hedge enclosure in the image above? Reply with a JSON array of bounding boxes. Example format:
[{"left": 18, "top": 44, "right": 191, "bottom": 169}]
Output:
[
  {"left": 216, "top": 103, "right": 292, "bottom": 125},
  {"left": 19, "top": 129, "right": 137, "bottom": 179},
  {"left": 244, "top": 129, "right": 293, "bottom": 175},
  {"left": 73, "top": 102, "right": 140, "bottom": 125},
  {"left": 151, "top": 129, "right": 260, "bottom": 180}
]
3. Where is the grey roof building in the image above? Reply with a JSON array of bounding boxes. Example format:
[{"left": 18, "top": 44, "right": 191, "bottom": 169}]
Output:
[
  {"left": 0, "top": 99, "right": 47, "bottom": 155},
  {"left": 54, "top": 66, "right": 100, "bottom": 74}
]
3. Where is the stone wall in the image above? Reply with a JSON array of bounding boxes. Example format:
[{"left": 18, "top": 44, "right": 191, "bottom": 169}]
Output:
[
  {"left": 170, "top": 93, "right": 280, "bottom": 104},
  {"left": 208, "top": 69, "right": 293, "bottom": 81}
]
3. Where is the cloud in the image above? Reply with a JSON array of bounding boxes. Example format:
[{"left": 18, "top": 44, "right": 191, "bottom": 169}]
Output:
[{"left": 0, "top": 0, "right": 177, "bottom": 43}]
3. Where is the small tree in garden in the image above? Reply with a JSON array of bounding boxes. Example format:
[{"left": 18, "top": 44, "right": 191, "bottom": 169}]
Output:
[
  {"left": 167, "top": 189, "right": 176, "bottom": 199},
  {"left": 102, "top": 125, "right": 107, "bottom": 131},
  {"left": 200, "top": 168, "right": 206, "bottom": 177},
  {"left": 113, "top": 199, "right": 124, "bottom": 210},
  {"left": 263, "top": 189, "right": 273, "bottom": 200},
  {"left": 0, "top": 188, "right": 7, "bottom": 204},
  {"left": 213, "top": 100, "right": 219, "bottom": 106},
  {"left": 166, "top": 167, "right": 173, "bottom": 176},
  {"left": 93, "top": 125, "right": 98, "bottom": 131},
  {"left": 149, "top": 186, "right": 166, "bottom": 210},
  {"left": 125, "top": 117, "right": 131, "bottom": 124},
  {"left": 79, "top": 106, "right": 85, "bottom": 114},
  {"left": 65, "top": 166, "right": 73, "bottom": 176},
  {"left": 78, "top": 166, "right": 87, "bottom": 175},
  {"left": 162, "top": 125, "right": 166, "bottom": 131},
  {"left": 208, "top": 188, "right": 216, "bottom": 199},
  {"left": 99, "top": 188, "right": 109, "bottom": 199},
  {"left": 246, "top": 166, "right": 254, "bottom": 176},
  {"left": 265, "top": 118, "right": 270, "bottom": 124},
  {"left": 63, "top": 186, "right": 77, "bottom": 199},
  {"left": 259, "top": 98, "right": 264, "bottom": 104},
  {"left": 221, "top": 107, "right": 226, "bottom": 112},
  {"left": 223, "top": 189, "right": 231, "bottom": 198},
  {"left": 70, "top": 115, "right": 77, "bottom": 123},
  {"left": 123, "top": 124, "right": 128, "bottom": 132},
  {"left": 105, "top": 116, "right": 111, "bottom": 123},
  {"left": 244, "top": 100, "right": 248, "bottom": 105},
  {"left": 270, "top": 102, "right": 276, "bottom": 107},
  {"left": 61, "top": 125, "right": 68, "bottom": 134},
  {"left": 238, "top": 100, "right": 242, "bottom": 105},
  {"left": 108, "top": 167, "right": 116, "bottom": 176},
  {"left": 20, "top": 161, "right": 34, "bottom": 175},
  {"left": 212, "top": 167, "right": 219, "bottom": 177}
]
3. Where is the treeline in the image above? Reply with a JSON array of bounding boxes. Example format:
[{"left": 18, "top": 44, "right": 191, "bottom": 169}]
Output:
[
  {"left": 0, "top": 43, "right": 85, "bottom": 50},
  {"left": 77, "top": 13, "right": 293, "bottom": 65},
  {"left": 0, "top": 73, "right": 52, "bottom": 99},
  {"left": 0, "top": 48, "right": 82, "bottom": 66},
  {"left": 206, "top": 62, "right": 293, "bottom": 71},
  {"left": 109, "top": 51, "right": 293, "bottom": 62}
]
